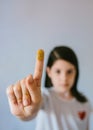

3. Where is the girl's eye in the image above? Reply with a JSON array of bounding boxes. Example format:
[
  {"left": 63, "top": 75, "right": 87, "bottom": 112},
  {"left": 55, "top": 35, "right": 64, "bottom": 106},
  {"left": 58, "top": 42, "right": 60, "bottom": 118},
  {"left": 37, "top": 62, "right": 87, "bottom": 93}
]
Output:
[
  {"left": 67, "top": 69, "right": 73, "bottom": 74},
  {"left": 55, "top": 70, "right": 61, "bottom": 74}
]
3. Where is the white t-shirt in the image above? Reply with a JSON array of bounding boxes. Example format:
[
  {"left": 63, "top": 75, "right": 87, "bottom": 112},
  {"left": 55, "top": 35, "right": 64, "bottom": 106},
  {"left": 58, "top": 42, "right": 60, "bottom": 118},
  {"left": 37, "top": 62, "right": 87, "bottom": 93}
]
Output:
[{"left": 35, "top": 88, "right": 92, "bottom": 130}]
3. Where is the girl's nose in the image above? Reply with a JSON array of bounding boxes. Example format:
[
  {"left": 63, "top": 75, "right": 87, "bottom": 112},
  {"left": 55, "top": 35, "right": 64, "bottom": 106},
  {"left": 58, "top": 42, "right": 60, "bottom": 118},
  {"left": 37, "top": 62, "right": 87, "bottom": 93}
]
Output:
[{"left": 60, "top": 73, "right": 67, "bottom": 81}]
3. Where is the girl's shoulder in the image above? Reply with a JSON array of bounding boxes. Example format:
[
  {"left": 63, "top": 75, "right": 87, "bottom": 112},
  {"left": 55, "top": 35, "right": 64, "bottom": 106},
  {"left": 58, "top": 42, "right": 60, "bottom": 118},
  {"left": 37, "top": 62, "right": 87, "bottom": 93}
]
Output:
[
  {"left": 40, "top": 87, "right": 53, "bottom": 110},
  {"left": 76, "top": 100, "right": 93, "bottom": 113},
  {"left": 41, "top": 87, "right": 53, "bottom": 96},
  {"left": 41, "top": 87, "right": 58, "bottom": 105},
  {"left": 86, "top": 100, "right": 93, "bottom": 112}
]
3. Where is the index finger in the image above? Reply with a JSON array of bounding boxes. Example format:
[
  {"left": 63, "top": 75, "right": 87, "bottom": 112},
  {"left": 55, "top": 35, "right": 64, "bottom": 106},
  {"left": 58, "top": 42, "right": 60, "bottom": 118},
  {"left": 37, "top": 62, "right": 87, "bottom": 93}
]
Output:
[{"left": 34, "top": 49, "right": 44, "bottom": 80}]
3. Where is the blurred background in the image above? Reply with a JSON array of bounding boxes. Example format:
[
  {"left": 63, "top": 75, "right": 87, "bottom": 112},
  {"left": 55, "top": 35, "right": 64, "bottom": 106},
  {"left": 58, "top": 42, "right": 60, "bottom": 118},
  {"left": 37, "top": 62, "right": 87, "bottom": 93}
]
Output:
[{"left": 0, "top": 0, "right": 93, "bottom": 130}]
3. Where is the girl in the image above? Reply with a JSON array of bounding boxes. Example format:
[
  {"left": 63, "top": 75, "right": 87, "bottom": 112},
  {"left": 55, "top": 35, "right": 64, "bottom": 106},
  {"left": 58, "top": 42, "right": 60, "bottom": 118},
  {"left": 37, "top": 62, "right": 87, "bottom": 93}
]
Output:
[{"left": 6, "top": 46, "right": 92, "bottom": 130}]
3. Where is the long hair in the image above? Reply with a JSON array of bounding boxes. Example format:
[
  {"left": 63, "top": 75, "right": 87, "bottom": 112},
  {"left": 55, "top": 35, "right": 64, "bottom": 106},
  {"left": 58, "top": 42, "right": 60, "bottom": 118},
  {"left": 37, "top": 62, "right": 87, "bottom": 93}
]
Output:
[{"left": 45, "top": 46, "right": 87, "bottom": 103}]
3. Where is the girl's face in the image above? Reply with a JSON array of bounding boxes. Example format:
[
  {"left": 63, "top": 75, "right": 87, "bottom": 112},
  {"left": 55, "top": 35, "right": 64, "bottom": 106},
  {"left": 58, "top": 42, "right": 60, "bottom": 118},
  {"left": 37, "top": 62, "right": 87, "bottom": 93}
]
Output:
[{"left": 47, "top": 59, "right": 76, "bottom": 94}]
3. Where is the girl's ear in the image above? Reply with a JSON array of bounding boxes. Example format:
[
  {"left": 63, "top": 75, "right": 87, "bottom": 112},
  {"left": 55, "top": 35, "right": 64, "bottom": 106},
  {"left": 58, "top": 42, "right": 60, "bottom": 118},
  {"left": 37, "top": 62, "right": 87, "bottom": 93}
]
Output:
[{"left": 46, "top": 67, "right": 51, "bottom": 78}]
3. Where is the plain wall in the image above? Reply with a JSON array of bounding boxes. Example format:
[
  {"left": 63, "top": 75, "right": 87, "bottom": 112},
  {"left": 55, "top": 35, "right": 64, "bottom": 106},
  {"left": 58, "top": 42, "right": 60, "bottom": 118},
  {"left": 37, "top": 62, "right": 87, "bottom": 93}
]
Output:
[{"left": 0, "top": 1, "right": 93, "bottom": 130}]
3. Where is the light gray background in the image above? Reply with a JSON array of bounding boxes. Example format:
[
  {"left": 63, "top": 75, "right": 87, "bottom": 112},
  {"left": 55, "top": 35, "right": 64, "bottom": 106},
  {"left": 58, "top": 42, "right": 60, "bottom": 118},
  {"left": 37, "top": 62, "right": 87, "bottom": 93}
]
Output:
[{"left": 0, "top": 1, "right": 93, "bottom": 130}]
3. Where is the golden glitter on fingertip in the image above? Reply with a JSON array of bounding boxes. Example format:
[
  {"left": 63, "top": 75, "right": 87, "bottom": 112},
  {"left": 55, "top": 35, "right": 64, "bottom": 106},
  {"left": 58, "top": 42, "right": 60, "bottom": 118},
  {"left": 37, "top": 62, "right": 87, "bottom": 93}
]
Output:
[{"left": 37, "top": 49, "right": 44, "bottom": 61}]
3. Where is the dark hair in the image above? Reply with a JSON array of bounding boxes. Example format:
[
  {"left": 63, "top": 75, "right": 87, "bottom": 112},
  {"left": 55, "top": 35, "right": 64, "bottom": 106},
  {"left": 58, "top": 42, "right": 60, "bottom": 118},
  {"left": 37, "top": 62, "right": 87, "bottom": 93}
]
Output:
[{"left": 45, "top": 46, "right": 87, "bottom": 103}]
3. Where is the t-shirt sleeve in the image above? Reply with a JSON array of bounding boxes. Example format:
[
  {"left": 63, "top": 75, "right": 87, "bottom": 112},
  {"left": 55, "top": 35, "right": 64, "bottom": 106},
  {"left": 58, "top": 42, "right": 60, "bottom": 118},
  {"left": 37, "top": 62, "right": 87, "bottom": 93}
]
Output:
[
  {"left": 87, "top": 101, "right": 93, "bottom": 114},
  {"left": 40, "top": 88, "right": 50, "bottom": 110}
]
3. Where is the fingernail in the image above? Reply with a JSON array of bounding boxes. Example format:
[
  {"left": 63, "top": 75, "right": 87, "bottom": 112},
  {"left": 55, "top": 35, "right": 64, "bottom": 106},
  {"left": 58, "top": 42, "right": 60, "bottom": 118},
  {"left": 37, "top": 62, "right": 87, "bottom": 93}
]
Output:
[{"left": 37, "top": 49, "right": 44, "bottom": 61}]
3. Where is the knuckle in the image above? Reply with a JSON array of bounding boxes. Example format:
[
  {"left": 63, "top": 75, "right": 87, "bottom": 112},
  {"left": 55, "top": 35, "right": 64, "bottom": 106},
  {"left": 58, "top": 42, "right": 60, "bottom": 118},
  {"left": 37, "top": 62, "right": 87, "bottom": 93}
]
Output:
[
  {"left": 6, "top": 85, "right": 13, "bottom": 95},
  {"left": 13, "top": 85, "right": 20, "bottom": 92},
  {"left": 26, "top": 74, "right": 33, "bottom": 84},
  {"left": 20, "top": 78, "right": 25, "bottom": 85}
]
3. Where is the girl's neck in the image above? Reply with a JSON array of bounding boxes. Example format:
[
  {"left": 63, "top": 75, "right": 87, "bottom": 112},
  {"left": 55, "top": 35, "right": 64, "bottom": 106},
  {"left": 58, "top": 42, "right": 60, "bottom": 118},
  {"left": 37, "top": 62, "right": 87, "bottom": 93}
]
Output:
[
  {"left": 53, "top": 88, "right": 74, "bottom": 101},
  {"left": 59, "top": 92, "right": 73, "bottom": 100}
]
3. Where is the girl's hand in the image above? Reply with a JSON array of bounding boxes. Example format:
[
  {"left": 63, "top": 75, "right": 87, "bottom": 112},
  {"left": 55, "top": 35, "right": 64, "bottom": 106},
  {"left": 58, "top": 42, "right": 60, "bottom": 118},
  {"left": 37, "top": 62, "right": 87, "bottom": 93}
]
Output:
[{"left": 6, "top": 49, "right": 44, "bottom": 120}]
